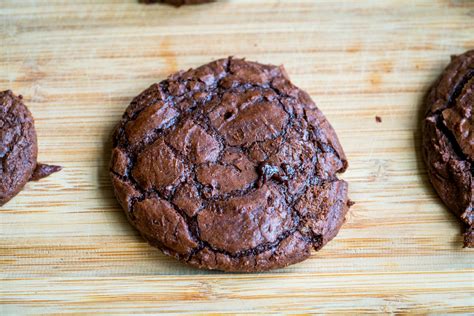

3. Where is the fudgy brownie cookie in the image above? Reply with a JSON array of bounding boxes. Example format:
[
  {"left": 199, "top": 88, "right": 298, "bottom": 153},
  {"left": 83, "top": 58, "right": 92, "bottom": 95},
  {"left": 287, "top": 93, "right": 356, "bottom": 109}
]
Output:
[
  {"left": 422, "top": 50, "right": 473, "bottom": 248},
  {"left": 139, "top": 0, "right": 213, "bottom": 6},
  {"left": 0, "top": 90, "right": 61, "bottom": 206},
  {"left": 110, "top": 57, "right": 351, "bottom": 271}
]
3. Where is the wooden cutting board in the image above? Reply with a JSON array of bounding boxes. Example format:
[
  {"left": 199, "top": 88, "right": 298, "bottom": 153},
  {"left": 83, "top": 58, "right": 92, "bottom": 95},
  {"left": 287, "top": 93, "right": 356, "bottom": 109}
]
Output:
[{"left": 1, "top": 0, "right": 473, "bottom": 314}]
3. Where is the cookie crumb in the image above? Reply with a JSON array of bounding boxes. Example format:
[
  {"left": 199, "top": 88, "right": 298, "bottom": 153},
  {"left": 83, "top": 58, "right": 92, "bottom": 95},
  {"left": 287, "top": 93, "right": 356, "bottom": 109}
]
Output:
[
  {"left": 30, "top": 163, "right": 62, "bottom": 181},
  {"left": 375, "top": 116, "right": 382, "bottom": 123}
]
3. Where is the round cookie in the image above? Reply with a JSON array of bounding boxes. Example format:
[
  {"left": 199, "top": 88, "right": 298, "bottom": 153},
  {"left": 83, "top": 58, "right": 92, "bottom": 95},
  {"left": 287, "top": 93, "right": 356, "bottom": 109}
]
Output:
[
  {"left": 110, "top": 57, "right": 351, "bottom": 271},
  {"left": 422, "top": 50, "right": 473, "bottom": 247},
  {"left": 0, "top": 90, "right": 61, "bottom": 206}
]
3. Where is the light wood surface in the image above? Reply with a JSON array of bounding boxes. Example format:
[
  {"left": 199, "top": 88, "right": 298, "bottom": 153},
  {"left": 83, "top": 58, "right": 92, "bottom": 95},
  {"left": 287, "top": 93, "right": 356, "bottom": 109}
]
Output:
[{"left": 1, "top": 0, "right": 473, "bottom": 314}]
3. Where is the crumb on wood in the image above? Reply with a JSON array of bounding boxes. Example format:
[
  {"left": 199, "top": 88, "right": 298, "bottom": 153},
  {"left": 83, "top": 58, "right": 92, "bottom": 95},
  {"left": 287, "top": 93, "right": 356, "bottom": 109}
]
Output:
[{"left": 375, "top": 116, "right": 382, "bottom": 123}]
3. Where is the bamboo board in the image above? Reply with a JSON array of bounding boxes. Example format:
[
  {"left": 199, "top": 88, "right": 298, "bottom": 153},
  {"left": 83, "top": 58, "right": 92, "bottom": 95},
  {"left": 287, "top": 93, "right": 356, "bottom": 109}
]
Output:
[{"left": 1, "top": 0, "right": 473, "bottom": 314}]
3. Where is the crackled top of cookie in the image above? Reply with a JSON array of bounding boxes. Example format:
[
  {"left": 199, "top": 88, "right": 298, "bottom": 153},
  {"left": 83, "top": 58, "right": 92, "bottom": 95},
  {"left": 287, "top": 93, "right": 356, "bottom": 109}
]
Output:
[
  {"left": 423, "top": 50, "right": 473, "bottom": 247},
  {"left": 111, "top": 58, "right": 350, "bottom": 271},
  {"left": 0, "top": 90, "right": 38, "bottom": 205}
]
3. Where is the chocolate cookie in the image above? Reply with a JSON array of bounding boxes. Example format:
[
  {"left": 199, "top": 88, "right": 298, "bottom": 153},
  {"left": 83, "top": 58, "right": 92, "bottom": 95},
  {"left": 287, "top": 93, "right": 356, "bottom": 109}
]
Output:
[
  {"left": 110, "top": 57, "right": 350, "bottom": 271},
  {"left": 422, "top": 50, "right": 473, "bottom": 247},
  {"left": 0, "top": 90, "right": 61, "bottom": 206},
  {"left": 139, "top": 0, "right": 213, "bottom": 6}
]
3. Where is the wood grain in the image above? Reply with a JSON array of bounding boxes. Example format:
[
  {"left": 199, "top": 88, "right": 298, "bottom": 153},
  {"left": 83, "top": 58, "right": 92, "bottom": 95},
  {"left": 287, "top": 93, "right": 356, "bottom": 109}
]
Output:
[{"left": 1, "top": 0, "right": 473, "bottom": 314}]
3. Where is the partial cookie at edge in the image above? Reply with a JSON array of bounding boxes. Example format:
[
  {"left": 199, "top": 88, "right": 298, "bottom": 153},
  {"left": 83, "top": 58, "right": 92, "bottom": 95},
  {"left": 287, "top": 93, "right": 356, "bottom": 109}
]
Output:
[
  {"left": 0, "top": 90, "right": 61, "bottom": 206},
  {"left": 422, "top": 50, "right": 473, "bottom": 247}
]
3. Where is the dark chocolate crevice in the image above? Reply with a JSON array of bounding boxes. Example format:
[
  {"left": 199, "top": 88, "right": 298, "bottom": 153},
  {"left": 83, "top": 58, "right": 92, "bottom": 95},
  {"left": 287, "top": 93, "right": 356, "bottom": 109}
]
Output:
[
  {"left": 436, "top": 116, "right": 471, "bottom": 164},
  {"left": 435, "top": 69, "right": 473, "bottom": 165},
  {"left": 446, "top": 69, "right": 473, "bottom": 111}
]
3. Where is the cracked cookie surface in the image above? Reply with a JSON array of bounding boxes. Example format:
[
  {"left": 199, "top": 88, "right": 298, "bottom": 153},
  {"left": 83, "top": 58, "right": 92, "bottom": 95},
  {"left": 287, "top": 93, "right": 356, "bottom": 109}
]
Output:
[
  {"left": 422, "top": 50, "right": 473, "bottom": 247},
  {"left": 0, "top": 90, "right": 61, "bottom": 206},
  {"left": 110, "top": 58, "right": 350, "bottom": 271}
]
